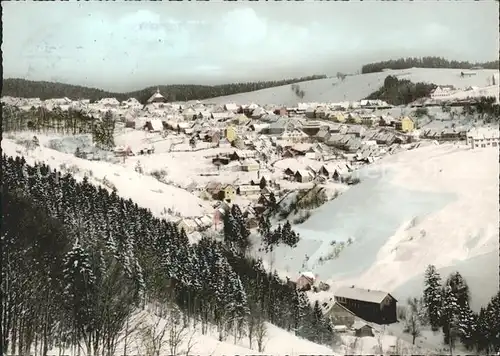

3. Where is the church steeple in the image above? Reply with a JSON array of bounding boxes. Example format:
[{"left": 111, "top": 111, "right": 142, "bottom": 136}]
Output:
[{"left": 147, "top": 87, "right": 166, "bottom": 104}]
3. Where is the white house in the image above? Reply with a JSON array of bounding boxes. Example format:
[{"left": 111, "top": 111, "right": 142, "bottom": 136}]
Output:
[
  {"left": 430, "top": 86, "right": 456, "bottom": 100},
  {"left": 466, "top": 127, "right": 499, "bottom": 149}
]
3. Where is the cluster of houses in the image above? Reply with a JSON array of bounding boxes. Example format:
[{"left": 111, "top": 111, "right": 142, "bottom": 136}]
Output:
[{"left": 5, "top": 90, "right": 497, "bottom": 235}]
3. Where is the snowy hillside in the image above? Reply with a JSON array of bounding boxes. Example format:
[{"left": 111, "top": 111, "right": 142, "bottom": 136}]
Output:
[
  {"left": 1, "top": 134, "right": 213, "bottom": 220},
  {"left": 204, "top": 68, "right": 499, "bottom": 106},
  {"left": 255, "top": 143, "right": 499, "bottom": 310},
  {"left": 41, "top": 306, "right": 427, "bottom": 356},
  {"left": 2, "top": 133, "right": 433, "bottom": 356},
  {"left": 4, "top": 131, "right": 498, "bottom": 312}
]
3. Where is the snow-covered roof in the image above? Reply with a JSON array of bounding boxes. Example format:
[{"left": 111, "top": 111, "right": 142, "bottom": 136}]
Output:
[
  {"left": 225, "top": 103, "right": 238, "bottom": 111},
  {"left": 148, "top": 119, "right": 163, "bottom": 131},
  {"left": 466, "top": 127, "right": 500, "bottom": 139},
  {"left": 352, "top": 320, "right": 371, "bottom": 330},
  {"left": 238, "top": 185, "right": 261, "bottom": 192},
  {"left": 335, "top": 286, "right": 392, "bottom": 304},
  {"left": 300, "top": 271, "right": 315, "bottom": 280},
  {"left": 147, "top": 88, "right": 165, "bottom": 103}
]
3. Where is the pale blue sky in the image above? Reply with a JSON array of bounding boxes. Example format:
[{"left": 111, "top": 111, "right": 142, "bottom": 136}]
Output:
[{"left": 3, "top": 1, "right": 498, "bottom": 92}]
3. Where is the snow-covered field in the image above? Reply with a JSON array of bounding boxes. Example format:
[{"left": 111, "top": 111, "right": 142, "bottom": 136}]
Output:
[
  {"left": 255, "top": 143, "right": 499, "bottom": 310},
  {"left": 203, "top": 68, "right": 499, "bottom": 106}
]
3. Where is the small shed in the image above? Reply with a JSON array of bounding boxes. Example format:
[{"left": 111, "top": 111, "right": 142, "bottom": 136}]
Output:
[{"left": 353, "top": 321, "right": 374, "bottom": 337}]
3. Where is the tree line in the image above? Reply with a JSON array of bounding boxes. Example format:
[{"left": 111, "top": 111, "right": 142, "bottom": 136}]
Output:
[
  {"left": 403, "top": 264, "right": 499, "bottom": 354},
  {"left": 2, "top": 104, "right": 116, "bottom": 149},
  {"left": 365, "top": 75, "right": 437, "bottom": 106},
  {"left": 1, "top": 155, "right": 336, "bottom": 356},
  {"left": 2, "top": 75, "right": 327, "bottom": 104},
  {"left": 361, "top": 57, "right": 499, "bottom": 74}
]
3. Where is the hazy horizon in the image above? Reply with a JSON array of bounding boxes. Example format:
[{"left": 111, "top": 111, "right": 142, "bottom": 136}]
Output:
[{"left": 3, "top": 1, "right": 499, "bottom": 92}]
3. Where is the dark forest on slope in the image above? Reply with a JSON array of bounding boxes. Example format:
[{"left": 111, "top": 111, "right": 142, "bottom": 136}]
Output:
[
  {"left": 361, "top": 57, "right": 499, "bottom": 74},
  {"left": 364, "top": 75, "right": 437, "bottom": 105},
  {"left": 1, "top": 155, "right": 335, "bottom": 356},
  {"left": 1, "top": 75, "right": 327, "bottom": 103}
]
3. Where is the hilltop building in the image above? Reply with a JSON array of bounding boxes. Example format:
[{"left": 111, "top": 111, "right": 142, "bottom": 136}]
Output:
[{"left": 147, "top": 88, "right": 167, "bottom": 104}]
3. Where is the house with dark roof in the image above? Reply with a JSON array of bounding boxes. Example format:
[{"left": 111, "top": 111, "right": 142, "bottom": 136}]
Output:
[{"left": 334, "top": 286, "right": 398, "bottom": 324}]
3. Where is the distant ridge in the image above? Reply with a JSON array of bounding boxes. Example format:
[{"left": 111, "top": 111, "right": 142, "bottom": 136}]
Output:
[
  {"left": 1, "top": 75, "right": 327, "bottom": 103},
  {"left": 361, "top": 57, "right": 499, "bottom": 74}
]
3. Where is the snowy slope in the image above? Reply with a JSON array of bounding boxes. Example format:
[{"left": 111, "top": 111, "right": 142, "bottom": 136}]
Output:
[
  {"left": 255, "top": 143, "right": 499, "bottom": 306},
  {"left": 435, "top": 84, "right": 499, "bottom": 102},
  {"left": 44, "top": 307, "right": 427, "bottom": 356},
  {"left": 204, "top": 68, "right": 499, "bottom": 106}
]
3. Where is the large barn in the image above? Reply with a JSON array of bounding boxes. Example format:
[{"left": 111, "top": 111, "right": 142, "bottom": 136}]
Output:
[{"left": 334, "top": 286, "right": 397, "bottom": 324}]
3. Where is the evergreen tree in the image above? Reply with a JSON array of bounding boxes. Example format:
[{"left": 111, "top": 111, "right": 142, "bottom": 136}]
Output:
[
  {"left": 476, "top": 307, "right": 491, "bottom": 353},
  {"left": 259, "top": 177, "right": 267, "bottom": 189},
  {"left": 440, "top": 285, "right": 460, "bottom": 348},
  {"left": 230, "top": 204, "right": 251, "bottom": 254},
  {"left": 281, "top": 220, "right": 300, "bottom": 247},
  {"left": 269, "top": 192, "right": 278, "bottom": 212},
  {"left": 423, "top": 264, "right": 442, "bottom": 331},
  {"left": 222, "top": 210, "right": 242, "bottom": 252},
  {"left": 485, "top": 291, "right": 500, "bottom": 353},
  {"left": 62, "top": 241, "right": 97, "bottom": 345},
  {"left": 445, "top": 271, "right": 470, "bottom": 309},
  {"left": 258, "top": 215, "right": 271, "bottom": 238},
  {"left": 457, "top": 302, "right": 477, "bottom": 350},
  {"left": 311, "top": 300, "right": 333, "bottom": 344}
]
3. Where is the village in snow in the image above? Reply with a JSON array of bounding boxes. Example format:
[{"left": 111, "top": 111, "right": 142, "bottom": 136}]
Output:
[
  {"left": 2, "top": 68, "right": 500, "bottom": 356},
  {"left": 4, "top": 0, "right": 500, "bottom": 353}
]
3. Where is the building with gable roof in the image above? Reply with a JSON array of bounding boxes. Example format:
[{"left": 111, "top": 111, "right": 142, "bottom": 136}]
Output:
[
  {"left": 147, "top": 88, "right": 167, "bottom": 104},
  {"left": 334, "top": 285, "right": 398, "bottom": 324}
]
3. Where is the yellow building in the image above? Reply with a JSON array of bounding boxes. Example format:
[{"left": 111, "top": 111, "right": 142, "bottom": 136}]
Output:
[
  {"left": 223, "top": 184, "right": 236, "bottom": 202},
  {"left": 225, "top": 125, "right": 238, "bottom": 143},
  {"left": 395, "top": 116, "right": 415, "bottom": 132},
  {"left": 330, "top": 113, "right": 346, "bottom": 122}
]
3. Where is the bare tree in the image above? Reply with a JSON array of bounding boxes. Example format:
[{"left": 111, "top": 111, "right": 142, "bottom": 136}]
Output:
[
  {"left": 254, "top": 316, "right": 267, "bottom": 353},
  {"left": 247, "top": 312, "right": 256, "bottom": 349},
  {"left": 182, "top": 329, "right": 198, "bottom": 356},
  {"left": 392, "top": 337, "right": 406, "bottom": 356},
  {"left": 119, "top": 312, "right": 145, "bottom": 356},
  {"left": 374, "top": 331, "right": 384, "bottom": 353},
  {"left": 166, "top": 306, "right": 190, "bottom": 356},
  {"left": 140, "top": 308, "right": 169, "bottom": 356},
  {"left": 404, "top": 297, "right": 425, "bottom": 345}
]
